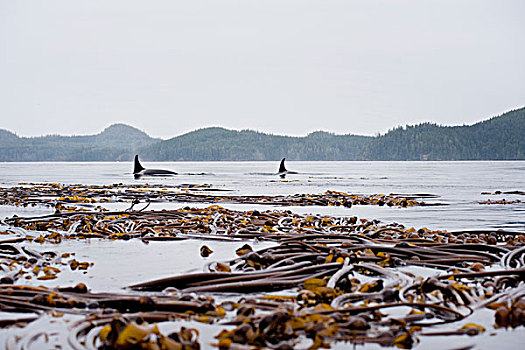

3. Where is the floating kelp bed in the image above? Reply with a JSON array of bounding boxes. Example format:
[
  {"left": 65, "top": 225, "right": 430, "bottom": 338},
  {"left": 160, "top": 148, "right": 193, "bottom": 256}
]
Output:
[
  {"left": 0, "top": 243, "right": 93, "bottom": 283},
  {"left": 3, "top": 204, "right": 522, "bottom": 246},
  {"left": 0, "top": 238, "right": 524, "bottom": 349},
  {"left": 0, "top": 182, "right": 445, "bottom": 209},
  {"left": 0, "top": 184, "right": 524, "bottom": 349},
  {"left": 481, "top": 190, "right": 525, "bottom": 196},
  {"left": 477, "top": 199, "right": 523, "bottom": 205},
  {"left": 477, "top": 190, "right": 525, "bottom": 205}
]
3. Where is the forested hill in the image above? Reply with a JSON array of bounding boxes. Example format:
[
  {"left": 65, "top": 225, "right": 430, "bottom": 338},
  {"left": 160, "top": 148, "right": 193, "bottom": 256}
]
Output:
[
  {"left": 0, "top": 107, "right": 523, "bottom": 161},
  {"left": 139, "top": 128, "right": 371, "bottom": 161},
  {"left": 0, "top": 124, "right": 160, "bottom": 161},
  {"left": 359, "top": 107, "right": 525, "bottom": 160}
]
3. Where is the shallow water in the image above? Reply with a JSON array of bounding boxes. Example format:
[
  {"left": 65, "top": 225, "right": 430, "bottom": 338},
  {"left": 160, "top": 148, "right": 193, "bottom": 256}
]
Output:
[
  {"left": 1, "top": 161, "right": 524, "bottom": 292},
  {"left": 1, "top": 161, "right": 524, "bottom": 231},
  {"left": 0, "top": 161, "right": 524, "bottom": 348}
]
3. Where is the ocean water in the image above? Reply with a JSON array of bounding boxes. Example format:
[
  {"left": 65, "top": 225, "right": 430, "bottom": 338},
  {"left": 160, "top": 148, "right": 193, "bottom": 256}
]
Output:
[
  {"left": 1, "top": 160, "right": 524, "bottom": 290},
  {"left": 0, "top": 161, "right": 524, "bottom": 349},
  {"left": 1, "top": 160, "right": 524, "bottom": 231}
]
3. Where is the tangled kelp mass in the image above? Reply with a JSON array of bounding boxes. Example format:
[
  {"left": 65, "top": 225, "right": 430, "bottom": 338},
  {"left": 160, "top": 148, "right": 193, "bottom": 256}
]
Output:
[
  {"left": 0, "top": 243, "right": 92, "bottom": 283},
  {"left": 0, "top": 183, "right": 441, "bottom": 209},
  {"left": 4, "top": 206, "right": 435, "bottom": 243},
  {"left": 0, "top": 182, "right": 524, "bottom": 349}
]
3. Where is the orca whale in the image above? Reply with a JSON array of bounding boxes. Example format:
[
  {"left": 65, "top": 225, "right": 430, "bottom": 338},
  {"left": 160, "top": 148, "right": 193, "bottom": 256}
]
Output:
[
  {"left": 133, "top": 155, "right": 177, "bottom": 178},
  {"left": 277, "top": 158, "right": 298, "bottom": 178}
]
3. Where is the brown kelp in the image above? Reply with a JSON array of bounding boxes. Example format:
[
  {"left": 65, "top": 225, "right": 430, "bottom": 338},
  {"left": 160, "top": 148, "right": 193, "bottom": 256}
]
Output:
[
  {"left": 2, "top": 237, "right": 524, "bottom": 349},
  {"left": 0, "top": 182, "right": 442, "bottom": 210},
  {"left": 0, "top": 182, "right": 524, "bottom": 349},
  {"left": 0, "top": 243, "right": 92, "bottom": 283}
]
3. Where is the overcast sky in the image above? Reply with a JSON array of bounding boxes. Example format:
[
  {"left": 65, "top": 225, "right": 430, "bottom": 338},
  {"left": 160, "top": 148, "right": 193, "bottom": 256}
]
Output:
[{"left": 1, "top": 0, "right": 523, "bottom": 139}]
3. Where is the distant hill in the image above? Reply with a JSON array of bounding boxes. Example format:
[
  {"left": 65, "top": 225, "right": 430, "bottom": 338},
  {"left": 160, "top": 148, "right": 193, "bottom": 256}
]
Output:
[
  {"left": 0, "top": 107, "right": 523, "bottom": 161},
  {"left": 0, "top": 124, "right": 160, "bottom": 161},
  {"left": 139, "top": 128, "right": 371, "bottom": 161},
  {"left": 0, "top": 129, "right": 20, "bottom": 144},
  {"left": 359, "top": 107, "right": 525, "bottom": 160}
]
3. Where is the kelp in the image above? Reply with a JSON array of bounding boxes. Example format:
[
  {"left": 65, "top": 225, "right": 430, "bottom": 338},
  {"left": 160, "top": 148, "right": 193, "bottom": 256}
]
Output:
[
  {"left": 1, "top": 182, "right": 524, "bottom": 349},
  {"left": 2, "top": 235, "right": 525, "bottom": 349},
  {"left": 5, "top": 205, "right": 523, "bottom": 248},
  {"left": 0, "top": 244, "right": 92, "bottom": 284},
  {"left": 0, "top": 182, "right": 441, "bottom": 210}
]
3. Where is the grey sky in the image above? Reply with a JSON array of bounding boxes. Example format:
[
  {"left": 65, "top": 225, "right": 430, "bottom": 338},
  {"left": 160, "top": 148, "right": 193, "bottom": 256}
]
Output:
[{"left": 1, "top": 0, "right": 523, "bottom": 139}]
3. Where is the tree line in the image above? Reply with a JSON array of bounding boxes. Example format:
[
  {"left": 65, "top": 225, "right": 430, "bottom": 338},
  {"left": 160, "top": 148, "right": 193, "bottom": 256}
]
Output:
[{"left": 1, "top": 108, "right": 523, "bottom": 161}]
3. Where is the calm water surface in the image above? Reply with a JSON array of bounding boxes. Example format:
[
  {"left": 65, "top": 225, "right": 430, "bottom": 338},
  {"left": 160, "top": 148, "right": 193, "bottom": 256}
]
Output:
[
  {"left": 1, "top": 161, "right": 524, "bottom": 349},
  {"left": 1, "top": 161, "right": 524, "bottom": 231}
]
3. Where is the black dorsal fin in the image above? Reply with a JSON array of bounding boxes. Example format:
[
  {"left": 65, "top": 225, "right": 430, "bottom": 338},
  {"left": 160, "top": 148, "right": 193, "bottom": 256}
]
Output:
[
  {"left": 134, "top": 155, "right": 145, "bottom": 173},
  {"left": 279, "top": 158, "right": 287, "bottom": 173}
]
